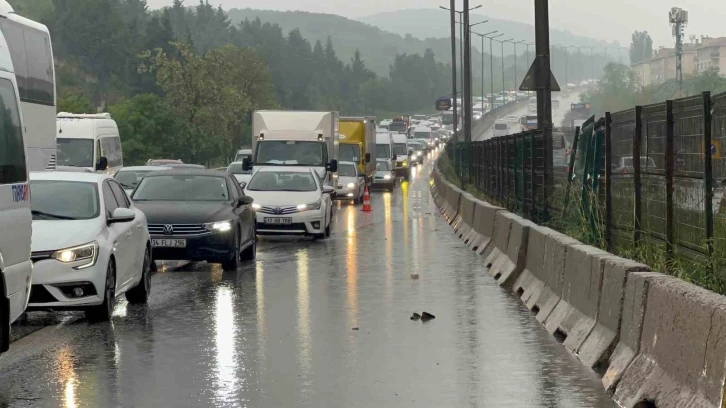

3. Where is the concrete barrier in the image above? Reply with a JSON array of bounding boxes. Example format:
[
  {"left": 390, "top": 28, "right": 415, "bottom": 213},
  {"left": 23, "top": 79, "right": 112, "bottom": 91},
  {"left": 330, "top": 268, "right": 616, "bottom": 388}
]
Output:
[
  {"left": 612, "top": 275, "right": 726, "bottom": 408},
  {"left": 543, "top": 244, "right": 617, "bottom": 354},
  {"left": 602, "top": 272, "right": 665, "bottom": 392},
  {"left": 454, "top": 193, "right": 476, "bottom": 242},
  {"left": 471, "top": 201, "right": 503, "bottom": 255},
  {"left": 484, "top": 213, "right": 534, "bottom": 288},
  {"left": 443, "top": 182, "right": 462, "bottom": 224},
  {"left": 577, "top": 257, "right": 650, "bottom": 370},
  {"left": 511, "top": 225, "right": 556, "bottom": 309}
]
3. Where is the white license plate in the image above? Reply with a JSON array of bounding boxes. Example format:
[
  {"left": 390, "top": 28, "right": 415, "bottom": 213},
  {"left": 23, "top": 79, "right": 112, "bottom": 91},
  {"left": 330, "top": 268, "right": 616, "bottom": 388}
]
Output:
[
  {"left": 152, "top": 239, "right": 187, "bottom": 248},
  {"left": 264, "top": 217, "right": 292, "bottom": 225}
]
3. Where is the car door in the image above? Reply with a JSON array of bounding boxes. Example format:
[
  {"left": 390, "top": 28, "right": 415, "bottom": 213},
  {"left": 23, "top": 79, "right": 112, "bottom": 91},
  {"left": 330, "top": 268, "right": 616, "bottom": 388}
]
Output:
[
  {"left": 227, "top": 176, "right": 252, "bottom": 245},
  {"left": 108, "top": 180, "right": 143, "bottom": 287},
  {"left": 101, "top": 181, "right": 134, "bottom": 291}
]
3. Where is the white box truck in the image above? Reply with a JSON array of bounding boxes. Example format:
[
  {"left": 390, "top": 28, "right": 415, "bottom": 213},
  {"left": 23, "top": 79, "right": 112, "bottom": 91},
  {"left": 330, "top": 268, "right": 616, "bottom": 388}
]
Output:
[{"left": 247, "top": 111, "right": 339, "bottom": 184}]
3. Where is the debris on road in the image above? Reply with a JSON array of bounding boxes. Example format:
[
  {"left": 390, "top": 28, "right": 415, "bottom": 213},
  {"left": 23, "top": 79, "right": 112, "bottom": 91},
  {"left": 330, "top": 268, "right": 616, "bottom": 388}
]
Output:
[
  {"left": 410, "top": 312, "right": 421, "bottom": 321},
  {"left": 352, "top": 327, "right": 359, "bottom": 330},
  {"left": 421, "top": 312, "right": 435, "bottom": 322},
  {"left": 410, "top": 272, "right": 419, "bottom": 279}
]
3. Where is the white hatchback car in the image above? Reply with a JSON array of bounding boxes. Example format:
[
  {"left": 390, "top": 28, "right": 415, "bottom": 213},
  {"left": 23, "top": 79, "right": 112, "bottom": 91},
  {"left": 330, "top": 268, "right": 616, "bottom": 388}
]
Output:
[
  {"left": 245, "top": 167, "right": 334, "bottom": 239},
  {"left": 28, "top": 172, "right": 152, "bottom": 321},
  {"left": 335, "top": 161, "right": 365, "bottom": 203}
]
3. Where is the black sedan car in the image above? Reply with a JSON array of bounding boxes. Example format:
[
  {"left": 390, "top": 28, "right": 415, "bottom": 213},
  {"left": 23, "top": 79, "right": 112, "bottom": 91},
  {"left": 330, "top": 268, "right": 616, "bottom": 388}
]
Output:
[{"left": 131, "top": 169, "right": 256, "bottom": 270}]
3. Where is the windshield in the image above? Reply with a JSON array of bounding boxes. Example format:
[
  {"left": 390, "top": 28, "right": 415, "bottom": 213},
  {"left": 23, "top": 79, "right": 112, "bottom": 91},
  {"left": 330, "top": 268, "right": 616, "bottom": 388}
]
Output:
[
  {"left": 114, "top": 169, "right": 155, "bottom": 190},
  {"left": 339, "top": 144, "right": 361, "bottom": 162},
  {"left": 376, "top": 161, "right": 391, "bottom": 171},
  {"left": 494, "top": 124, "right": 508, "bottom": 130},
  {"left": 227, "top": 163, "right": 247, "bottom": 174},
  {"left": 255, "top": 141, "right": 326, "bottom": 166},
  {"left": 57, "top": 138, "right": 94, "bottom": 168},
  {"left": 247, "top": 171, "right": 318, "bottom": 192},
  {"left": 393, "top": 143, "right": 407, "bottom": 156},
  {"left": 133, "top": 175, "right": 229, "bottom": 201},
  {"left": 414, "top": 132, "right": 430, "bottom": 139},
  {"left": 31, "top": 181, "right": 100, "bottom": 220},
  {"left": 338, "top": 164, "right": 357, "bottom": 177},
  {"left": 376, "top": 144, "right": 391, "bottom": 159}
]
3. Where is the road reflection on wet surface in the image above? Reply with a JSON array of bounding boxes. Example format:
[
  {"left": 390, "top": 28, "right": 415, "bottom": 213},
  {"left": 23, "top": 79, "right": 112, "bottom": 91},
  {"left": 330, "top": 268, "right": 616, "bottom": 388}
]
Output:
[{"left": 0, "top": 149, "right": 616, "bottom": 407}]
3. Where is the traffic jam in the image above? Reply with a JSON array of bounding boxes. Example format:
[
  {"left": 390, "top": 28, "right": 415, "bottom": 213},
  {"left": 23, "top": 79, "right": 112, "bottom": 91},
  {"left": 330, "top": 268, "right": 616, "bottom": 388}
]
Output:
[{"left": 4, "top": 107, "right": 449, "bottom": 353}]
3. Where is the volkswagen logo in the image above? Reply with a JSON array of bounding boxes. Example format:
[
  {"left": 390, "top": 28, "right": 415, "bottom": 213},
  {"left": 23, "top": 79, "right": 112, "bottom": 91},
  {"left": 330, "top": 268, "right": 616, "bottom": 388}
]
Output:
[
  {"left": 273, "top": 207, "right": 283, "bottom": 215},
  {"left": 163, "top": 224, "right": 174, "bottom": 235}
]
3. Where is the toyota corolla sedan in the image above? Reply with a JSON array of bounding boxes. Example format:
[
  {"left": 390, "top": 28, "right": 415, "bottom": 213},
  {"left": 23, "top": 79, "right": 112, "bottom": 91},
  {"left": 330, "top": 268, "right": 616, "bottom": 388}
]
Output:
[
  {"left": 335, "top": 161, "right": 365, "bottom": 204},
  {"left": 28, "top": 172, "right": 151, "bottom": 322},
  {"left": 244, "top": 167, "right": 334, "bottom": 239},
  {"left": 373, "top": 160, "right": 395, "bottom": 191},
  {"left": 131, "top": 169, "right": 256, "bottom": 269}
]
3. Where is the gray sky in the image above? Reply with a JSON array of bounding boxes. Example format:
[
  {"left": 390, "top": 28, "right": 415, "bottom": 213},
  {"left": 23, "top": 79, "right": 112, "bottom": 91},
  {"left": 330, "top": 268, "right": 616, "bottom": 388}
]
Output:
[{"left": 146, "top": 0, "right": 725, "bottom": 47}]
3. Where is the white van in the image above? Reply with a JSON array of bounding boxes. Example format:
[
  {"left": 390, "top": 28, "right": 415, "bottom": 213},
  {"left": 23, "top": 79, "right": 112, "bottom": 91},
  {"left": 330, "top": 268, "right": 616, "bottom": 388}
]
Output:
[
  {"left": 0, "top": 26, "right": 32, "bottom": 355},
  {"left": 375, "top": 131, "right": 396, "bottom": 171},
  {"left": 493, "top": 119, "right": 509, "bottom": 138},
  {"left": 56, "top": 113, "right": 123, "bottom": 174}
]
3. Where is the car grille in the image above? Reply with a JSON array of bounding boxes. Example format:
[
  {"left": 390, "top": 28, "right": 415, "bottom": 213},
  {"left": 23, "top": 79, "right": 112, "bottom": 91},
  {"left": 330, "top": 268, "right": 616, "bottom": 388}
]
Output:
[
  {"left": 258, "top": 222, "right": 307, "bottom": 232},
  {"left": 31, "top": 250, "right": 54, "bottom": 263},
  {"left": 257, "top": 205, "right": 298, "bottom": 215},
  {"left": 29, "top": 285, "right": 57, "bottom": 304},
  {"left": 148, "top": 224, "right": 207, "bottom": 236}
]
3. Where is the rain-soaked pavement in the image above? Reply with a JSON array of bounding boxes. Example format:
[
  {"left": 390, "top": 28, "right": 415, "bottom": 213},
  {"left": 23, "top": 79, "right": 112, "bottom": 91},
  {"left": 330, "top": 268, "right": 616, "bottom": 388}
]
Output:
[{"left": 0, "top": 150, "right": 617, "bottom": 408}]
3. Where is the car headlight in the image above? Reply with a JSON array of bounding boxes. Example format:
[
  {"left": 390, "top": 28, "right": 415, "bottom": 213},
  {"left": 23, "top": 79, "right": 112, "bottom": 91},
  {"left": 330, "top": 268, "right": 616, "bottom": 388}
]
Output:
[
  {"left": 383, "top": 174, "right": 392, "bottom": 180},
  {"left": 297, "top": 199, "right": 321, "bottom": 211},
  {"left": 204, "top": 220, "right": 233, "bottom": 232},
  {"left": 346, "top": 182, "right": 356, "bottom": 188},
  {"left": 52, "top": 242, "right": 98, "bottom": 270},
  {"left": 403, "top": 160, "right": 408, "bottom": 167},
  {"left": 251, "top": 203, "right": 261, "bottom": 210}
]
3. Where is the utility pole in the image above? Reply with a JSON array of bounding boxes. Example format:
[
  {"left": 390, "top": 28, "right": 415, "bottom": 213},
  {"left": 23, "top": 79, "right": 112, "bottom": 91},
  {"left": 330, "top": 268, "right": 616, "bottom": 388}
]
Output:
[
  {"left": 534, "top": 0, "right": 554, "bottom": 212},
  {"left": 669, "top": 7, "right": 688, "bottom": 90},
  {"left": 443, "top": 2, "right": 459, "bottom": 145},
  {"left": 463, "top": 0, "right": 472, "bottom": 142},
  {"left": 485, "top": 33, "right": 503, "bottom": 108}
]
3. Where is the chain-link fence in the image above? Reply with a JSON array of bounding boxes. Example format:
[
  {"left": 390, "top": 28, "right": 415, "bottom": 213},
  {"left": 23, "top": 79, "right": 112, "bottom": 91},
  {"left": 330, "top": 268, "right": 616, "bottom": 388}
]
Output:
[{"left": 446, "top": 90, "right": 726, "bottom": 270}]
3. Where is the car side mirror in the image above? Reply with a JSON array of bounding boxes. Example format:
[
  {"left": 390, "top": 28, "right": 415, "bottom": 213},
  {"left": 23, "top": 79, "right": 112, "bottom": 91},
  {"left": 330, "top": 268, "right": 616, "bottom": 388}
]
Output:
[
  {"left": 322, "top": 186, "right": 335, "bottom": 195},
  {"left": 238, "top": 181, "right": 247, "bottom": 189},
  {"left": 365, "top": 153, "right": 371, "bottom": 163},
  {"left": 242, "top": 158, "right": 252, "bottom": 171},
  {"left": 237, "top": 195, "right": 254, "bottom": 206},
  {"left": 392, "top": 154, "right": 398, "bottom": 161},
  {"left": 110, "top": 207, "right": 135, "bottom": 224},
  {"left": 326, "top": 159, "right": 338, "bottom": 172},
  {"left": 96, "top": 156, "right": 108, "bottom": 171}
]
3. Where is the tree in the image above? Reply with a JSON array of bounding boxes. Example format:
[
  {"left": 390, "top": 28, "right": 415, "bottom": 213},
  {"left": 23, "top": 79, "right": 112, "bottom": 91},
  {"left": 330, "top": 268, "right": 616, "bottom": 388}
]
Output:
[
  {"left": 630, "top": 31, "right": 653, "bottom": 64},
  {"left": 58, "top": 91, "right": 95, "bottom": 114}
]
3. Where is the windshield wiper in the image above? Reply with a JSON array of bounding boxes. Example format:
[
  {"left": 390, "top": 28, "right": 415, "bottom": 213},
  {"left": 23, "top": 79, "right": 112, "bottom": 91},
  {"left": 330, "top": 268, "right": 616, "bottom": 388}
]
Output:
[{"left": 31, "top": 210, "right": 77, "bottom": 220}]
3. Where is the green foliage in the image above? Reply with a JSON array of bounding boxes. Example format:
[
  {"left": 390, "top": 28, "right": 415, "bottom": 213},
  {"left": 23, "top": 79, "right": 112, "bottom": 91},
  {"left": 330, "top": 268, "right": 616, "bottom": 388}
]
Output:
[
  {"left": 58, "top": 91, "right": 94, "bottom": 114},
  {"left": 629, "top": 31, "right": 653, "bottom": 65}
]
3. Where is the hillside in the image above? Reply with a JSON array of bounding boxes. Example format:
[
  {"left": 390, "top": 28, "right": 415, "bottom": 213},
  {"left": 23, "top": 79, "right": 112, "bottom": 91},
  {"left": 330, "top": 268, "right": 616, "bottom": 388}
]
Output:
[
  {"left": 358, "top": 8, "right": 628, "bottom": 62},
  {"left": 227, "top": 8, "right": 458, "bottom": 76}
]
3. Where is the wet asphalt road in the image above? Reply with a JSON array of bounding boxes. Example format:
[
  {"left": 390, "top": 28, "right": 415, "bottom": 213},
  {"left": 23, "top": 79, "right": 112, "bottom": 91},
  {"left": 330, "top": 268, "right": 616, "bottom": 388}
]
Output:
[{"left": 0, "top": 150, "right": 617, "bottom": 408}]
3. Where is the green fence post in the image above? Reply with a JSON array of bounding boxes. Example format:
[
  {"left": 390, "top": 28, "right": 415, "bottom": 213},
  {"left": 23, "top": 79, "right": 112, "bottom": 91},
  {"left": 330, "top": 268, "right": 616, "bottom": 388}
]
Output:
[
  {"left": 633, "top": 106, "right": 643, "bottom": 245},
  {"left": 605, "top": 113, "right": 613, "bottom": 252},
  {"left": 703, "top": 91, "right": 714, "bottom": 267},
  {"left": 561, "top": 126, "right": 581, "bottom": 223},
  {"left": 665, "top": 100, "right": 675, "bottom": 264}
]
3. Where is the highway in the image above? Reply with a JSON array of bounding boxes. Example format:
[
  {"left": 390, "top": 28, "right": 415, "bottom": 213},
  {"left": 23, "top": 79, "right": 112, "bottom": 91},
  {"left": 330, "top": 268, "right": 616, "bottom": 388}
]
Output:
[
  {"left": 475, "top": 91, "right": 583, "bottom": 141},
  {"left": 1, "top": 149, "right": 616, "bottom": 408}
]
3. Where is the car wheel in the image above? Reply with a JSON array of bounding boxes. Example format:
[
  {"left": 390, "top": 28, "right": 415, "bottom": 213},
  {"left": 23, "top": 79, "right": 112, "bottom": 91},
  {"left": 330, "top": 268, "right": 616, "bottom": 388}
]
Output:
[
  {"left": 126, "top": 247, "right": 151, "bottom": 304},
  {"left": 0, "top": 296, "right": 8, "bottom": 352},
  {"left": 87, "top": 261, "right": 115, "bottom": 322},
  {"left": 240, "top": 226, "right": 256, "bottom": 262},
  {"left": 325, "top": 214, "right": 331, "bottom": 238},
  {"left": 222, "top": 229, "right": 241, "bottom": 270}
]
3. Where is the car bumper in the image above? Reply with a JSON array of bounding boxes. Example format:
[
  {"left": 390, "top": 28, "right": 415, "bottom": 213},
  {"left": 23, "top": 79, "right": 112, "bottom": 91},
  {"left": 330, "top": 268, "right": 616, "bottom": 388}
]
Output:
[
  {"left": 151, "top": 231, "right": 236, "bottom": 262},
  {"left": 255, "top": 210, "right": 324, "bottom": 236},
  {"left": 27, "top": 253, "right": 112, "bottom": 309},
  {"left": 372, "top": 178, "right": 394, "bottom": 188},
  {"left": 334, "top": 186, "right": 359, "bottom": 199}
]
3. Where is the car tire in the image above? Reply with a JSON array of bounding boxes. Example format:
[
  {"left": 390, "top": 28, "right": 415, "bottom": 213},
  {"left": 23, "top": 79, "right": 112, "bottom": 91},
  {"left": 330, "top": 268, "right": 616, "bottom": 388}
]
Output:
[
  {"left": 87, "top": 261, "right": 116, "bottom": 323},
  {"left": 240, "top": 226, "right": 256, "bottom": 262},
  {"left": 222, "top": 229, "right": 241, "bottom": 270},
  {"left": 1, "top": 295, "right": 9, "bottom": 353},
  {"left": 126, "top": 247, "right": 152, "bottom": 304}
]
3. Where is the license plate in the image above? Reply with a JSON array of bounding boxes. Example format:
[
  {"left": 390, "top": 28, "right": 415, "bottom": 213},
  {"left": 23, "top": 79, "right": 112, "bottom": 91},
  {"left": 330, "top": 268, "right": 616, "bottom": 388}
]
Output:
[
  {"left": 264, "top": 217, "right": 292, "bottom": 225},
  {"left": 152, "top": 239, "right": 187, "bottom": 248}
]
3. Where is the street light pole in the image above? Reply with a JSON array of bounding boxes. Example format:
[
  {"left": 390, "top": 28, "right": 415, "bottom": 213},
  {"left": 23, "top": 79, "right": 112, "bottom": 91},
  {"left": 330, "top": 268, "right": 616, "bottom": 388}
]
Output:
[
  {"left": 496, "top": 38, "right": 513, "bottom": 99},
  {"left": 511, "top": 40, "right": 526, "bottom": 91},
  {"left": 485, "top": 33, "right": 503, "bottom": 108},
  {"left": 463, "top": 0, "right": 472, "bottom": 142},
  {"left": 441, "top": 3, "right": 459, "bottom": 144},
  {"left": 473, "top": 30, "right": 497, "bottom": 110}
]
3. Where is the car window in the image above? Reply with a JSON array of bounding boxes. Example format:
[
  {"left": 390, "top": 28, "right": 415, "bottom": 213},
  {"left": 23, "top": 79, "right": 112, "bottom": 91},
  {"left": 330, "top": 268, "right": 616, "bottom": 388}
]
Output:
[
  {"left": 0, "top": 79, "right": 26, "bottom": 184},
  {"left": 247, "top": 171, "right": 319, "bottom": 192},
  {"left": 108, "top": 180, "right": 130, "bottom": 208},
  {"left": 133, "top": 175, "right": 229, "bottom": 201},
  {"left": 226, "top": 177, "right": 240, "bottom": 200},
  {"left": 102, "top": 182, "right": 119, "bottom": 217}
]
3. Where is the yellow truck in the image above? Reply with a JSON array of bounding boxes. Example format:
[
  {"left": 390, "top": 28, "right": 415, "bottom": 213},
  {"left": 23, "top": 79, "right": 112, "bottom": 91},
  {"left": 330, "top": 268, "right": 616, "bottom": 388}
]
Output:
[{"left": 339, "top": 117, "right": 376, "bottom": 184}]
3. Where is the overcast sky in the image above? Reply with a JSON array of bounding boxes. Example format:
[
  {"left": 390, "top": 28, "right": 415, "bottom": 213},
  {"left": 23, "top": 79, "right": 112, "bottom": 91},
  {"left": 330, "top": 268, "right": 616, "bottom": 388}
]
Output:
[{"left": 145, "top": 0, "right": 725, "bottom": 47}]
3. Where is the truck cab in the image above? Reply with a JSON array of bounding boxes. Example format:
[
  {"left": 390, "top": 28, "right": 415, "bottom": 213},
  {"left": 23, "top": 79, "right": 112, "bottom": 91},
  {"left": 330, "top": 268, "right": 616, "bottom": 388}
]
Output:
[
  {"left": 0, "top": 26, "right": 32, "bottom": 355},
  {"left": 391, "top": 133, "right": 410, "bottom": 180},
  {"left": 340, "top": 117, "right": 376, "bottom": 184},
  {"left": 56, "top": 113, "right": 123, "bottom": 174}
]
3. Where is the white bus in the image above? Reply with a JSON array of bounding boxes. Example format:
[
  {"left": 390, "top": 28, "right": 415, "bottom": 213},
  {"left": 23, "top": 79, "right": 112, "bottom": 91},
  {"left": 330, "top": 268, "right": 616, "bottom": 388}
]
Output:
[
  {"left": 0, "top": 25, "right": 32, "bottom": 355},
  {"left": 0, "top": 1, "right": 57, "bottom": 171}
]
